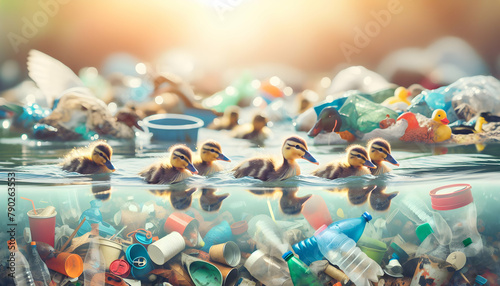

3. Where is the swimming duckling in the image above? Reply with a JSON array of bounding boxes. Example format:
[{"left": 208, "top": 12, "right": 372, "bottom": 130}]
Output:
[
  {"left": 61, "top": 141, "right": 115, "bottom": 174},
  {"left": 430, "top": 109, "right": 452, "bottom": 142},
  {"left": 233, "top": 136, "right": 318, "bottom": 181},
  {"left": 139, "top": 145, "right": 198, "bottom": 184},
  {"left": 312, "top": 145, "right": 375, "bottom": 180},
  {"left": 231, "top": 114, "right": 271, "bottom": 143},
  {"left": 367, "top": 138, "right": 399, "bottom": 175},
  {"left": 193, "top": 140, "right": 231, "bottom": 176},
  {"left": 209, "top": 106, "right": 240, "bottom": 130}
]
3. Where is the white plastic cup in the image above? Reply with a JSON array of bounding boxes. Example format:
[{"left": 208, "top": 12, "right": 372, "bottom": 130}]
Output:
[{"left": 147, "top": 231, "right": 185, "bottom": 265}]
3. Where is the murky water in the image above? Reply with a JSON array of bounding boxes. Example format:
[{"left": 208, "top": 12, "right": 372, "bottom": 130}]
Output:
[{"left": 1, "top": 122, "right": 500, "bottom": 282}]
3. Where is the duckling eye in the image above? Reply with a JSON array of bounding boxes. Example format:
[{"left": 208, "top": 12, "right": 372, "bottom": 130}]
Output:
[
  {"left": 210, "top": 149, "right": 218, "bottom": 154},
  {"left": 295, "top": 145, "right": 300, "bottom": 149}
]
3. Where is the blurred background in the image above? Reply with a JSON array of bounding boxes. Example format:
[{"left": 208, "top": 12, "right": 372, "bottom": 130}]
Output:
[{"left": 1, "top": 0, "right": 500, "bottom": 92}]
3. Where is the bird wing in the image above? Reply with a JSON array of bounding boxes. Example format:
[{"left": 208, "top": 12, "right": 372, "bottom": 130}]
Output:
[{"left": 27, "top": 50, "right": 93, "bottom": 104}]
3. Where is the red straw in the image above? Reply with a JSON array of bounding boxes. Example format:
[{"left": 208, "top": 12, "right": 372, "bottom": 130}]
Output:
[{"left": 20, "top": 197, "right": 37, "bottom": 215}]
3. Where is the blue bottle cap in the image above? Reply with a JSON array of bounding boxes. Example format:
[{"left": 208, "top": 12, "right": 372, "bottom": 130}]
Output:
[
  {"left": 475, "top": 275, "right": 487, "bottom": 285},
  {"left": 391, "top": 253, "right": 399, "bottom": 260},
  {"left": 282, "top": 251, "right": 293, "bottom": 260},
  {"left": 362, "top": 212, "right": 372, "bottom": 222}
]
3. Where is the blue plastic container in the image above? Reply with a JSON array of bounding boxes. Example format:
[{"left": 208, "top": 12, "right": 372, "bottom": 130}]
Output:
[
  {"left": 200, "top": 220, "right": 232, "bottom": 253},
  {"left": 143, "top": 114, "right": 204, "bottom": 142},
  {"left": 125, "top": 244, "right": 154, "bottom": 279},
  {"left": 183, "top": 108, "right": 218, "bottom": 128}
]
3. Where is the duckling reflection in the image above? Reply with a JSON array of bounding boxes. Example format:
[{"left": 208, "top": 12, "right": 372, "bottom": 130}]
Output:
[
  {"left": 369, "top": 185, "right": 398, "bottom": 211},
  {"left": 199, "top": 188, "right": 229, "bottom": 212},
  {"left": 279, "top": 188, "right": 312, "bottom": 215},
  {"left": 346, "top": 185, "right": 376, "bottom": 205},
  {"left": 247, "top": 188, "right": 277, "bottom": 196},
  {"left": 170, "top": 188, "right": 197, "bottom": 210},
  {"left": 91, "top": 184, "right": 112, "bottom": 201}
]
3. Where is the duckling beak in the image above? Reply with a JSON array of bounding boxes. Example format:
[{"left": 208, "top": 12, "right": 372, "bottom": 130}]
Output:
[
  {"left": 364, "top": 160, "right": 376, "bottom": 169},
  {"left": 385, "top": 154, "right": 399, "bottom": 166},
  {"left": 104, "top": 160, "right": 115, "bottom": 171},
  {"left": 217, "top": 153, "right": 231, "bottom": 162},
  {"left": 134, "top": 121, "right": 145, "bottom": 132},
  {"left": 308, "top": 118, "right": 324, "bottom": 137},
  {"left": 440, "top": 118, "right": 450, "bottom": 125},
  {"left": 186, "top": 162, "right": 198, "bottom": 174},
  {"left": 302, "top": 150, "right": 319, "bottom": 165}
]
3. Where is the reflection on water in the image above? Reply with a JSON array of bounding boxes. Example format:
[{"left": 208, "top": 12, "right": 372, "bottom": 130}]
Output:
[
  {"left": 199, "top": 188, "right": 229, "bottom": 212},
  {"left": 328, "top": 181, "right": 398, "bottom": 212}
]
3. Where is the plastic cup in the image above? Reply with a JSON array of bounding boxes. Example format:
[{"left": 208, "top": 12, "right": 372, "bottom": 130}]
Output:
[
  {"left": 99, "top": 238, "right": 123, "bottom": 270},
  {"left": 164, "top": 212, "right": 199, "bottom": 235},
  {"left": 212, "top": 262, "right": 239, "bottom": 286},
  {"left": 45, "top": 252, "right": 83, "bottom": 278},
  {"left": 125, "top": 244, "right": 154, "bottom": 279},
  {"left": 148, "top": 231, "right": 186, "bottom": 265},
  {"left": 27, "top": 208, "right": 57, "bottom": 247},
  {"left": 209, "top": 241, "right": 241, "bottom": 267},
  {"left": 358, "top": 237, "right": 388, "bottom": 264},
  {"left": 301, "top": 195, "right": 333, "bottom": 230}
]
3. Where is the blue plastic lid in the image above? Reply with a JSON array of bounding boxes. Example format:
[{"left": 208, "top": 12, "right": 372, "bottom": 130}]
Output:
[
  {"left": 135, "top": 232, "right": 153, "bottom": 245},
  {"left": 362, "top": 212, "right": 372, "bottom": 222},
  {"left": 391, "top": 253, "right": 399, "bottom": 260},
  {"left": 475, "top": 275, "right": 487, "bottom": 285},
  {"left": 282, "top": 251, "right": 293, "bottom": 260}
]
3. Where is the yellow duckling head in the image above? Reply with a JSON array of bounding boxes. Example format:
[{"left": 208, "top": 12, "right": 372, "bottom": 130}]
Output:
[
  {"left": 395, "top": 87, "right": 411, "bottom": 105},
  {"left": 199, "top": 140, "right": 231, "bottom": 163},
  {"left": 432, "top": 109, "right": 450, "bottom": 125},
  {"left": 367, "top": 138, "right": 399, "bottom": 166},
  {"left": 91, "top": 142, "right": 115, "bottom": 172},
  {"left": 169, "top": 145, "right": 198, "bottom": 174},
  {"left": 346, "top": 145, "right": 375, "bottom": 169},
  {"left": 282, "top": 136, "right": 319, "bottom": 164}
]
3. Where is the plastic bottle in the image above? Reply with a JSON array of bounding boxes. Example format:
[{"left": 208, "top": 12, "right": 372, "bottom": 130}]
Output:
[
  {"left": 415, "top": 223, "right": 449, "bottom": 260},
  {"left": 231, "top": 221, "right": 256, "bottom": 253},
  {"left": 244, "top": 250, "right": 292, "bottom": 286},
  {"left": 9, "top": 241, "right": 35, "bottom": 286},
  {"left": 315, "top": 224, "right": 383, "bottom": 286},
  {"left": 83, "top": 223, "right": 106, "bottom": 286},
  {"left": 282, "top": 251, "right": 323, "bottom": 286},
  {"left": 247, "top": 215, "right": 289, "bottom": 259},
  {"left": 430, "top": 184, "right": 483, "bottom": 257},
  {"left": 293, "top": 212, "right": 372, "bottom": 265},
  {"left": 78, "top": 200, "right": 116, "bottom": 237},
  {"left": 28, "top": 242, "right": 51, "bottom": 286}
]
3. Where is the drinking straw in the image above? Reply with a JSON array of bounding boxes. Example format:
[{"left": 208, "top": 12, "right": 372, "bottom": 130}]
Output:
[
  {"left": 267, "top": 199, "right": 276, "bottom": 222},
  {"left": 20, "top": 197, "right": 37, "bottom": 215},
  {"left": 59, "top": 217, "right": 86, "bottom": 252},
  {"left": 110, "top": 225, "right": 127, "bottom": 241}
]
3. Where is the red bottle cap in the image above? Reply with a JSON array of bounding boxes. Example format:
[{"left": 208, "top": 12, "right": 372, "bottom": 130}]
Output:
[{"left": 429, "top": 184, "right": 473, "bottom": 211}]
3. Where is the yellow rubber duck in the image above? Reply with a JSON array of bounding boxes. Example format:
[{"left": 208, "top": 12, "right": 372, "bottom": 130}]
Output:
[
  {"left": 233, "top": 136, "right": 318, "bottom": 181},
  {"left": 367, "top": 138, "right": 399, "bottom": 176},
  {"left": 312, "top": 145, "right": 375, "bottom": 180},
  {"left": 431, "top": 109, "right": 452, "bottom": 142},
  {"left": 382, "top": 87, "right": 411, "bottom": 110},
  {"left": 61, "top": 141, "right": 115, "bottom": 174},
  {"left": 140, "top": 145, "right": 198, "bottom": 184},
  {"left": 193, "top": 140, "right": 231, "bottom": 176}
]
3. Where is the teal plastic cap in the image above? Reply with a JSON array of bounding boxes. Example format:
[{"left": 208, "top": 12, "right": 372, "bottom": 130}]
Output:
[
  {"left": 416, "top": 223, "right": 434, "bottom": 242},
  {"left": 475, "top": 275, "right": 487, "bottom": 285},
  {"left": 362, "top": 212, "right": 372, "bottom": 222},
  {"left": 282, "top": 251, "right": 293, "bottom": 261}
]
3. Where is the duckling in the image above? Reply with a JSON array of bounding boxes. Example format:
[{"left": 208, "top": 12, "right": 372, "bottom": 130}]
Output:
[
  {"left": 60, "top": 141, "right": 115, "bottom": 174},
  {"left": 367, "top": 138, "right": 399, "bottom": 175},
  {"left": 430, "top": 109, "right": 452, "bottom": 142},
  {"left": 193, "top": 140, "right": 231, "bottom": 176},
  {"left": 233, "top": 136, "right": 318, "bottom": 181},
  {"left": 231, "top": 114, "right": 271, "bottom": 143},
  {"left": 451, "top": 116, "right": 487, "bottom": 135},
  {"left": 312, "top": 145, "right": 375, "bottom": 180},
  {"left": 139, "top": 145, "right": 198, "bottom": 184},
  {"left": 208, "top": 106, "right": 240, "bottom": 130}
]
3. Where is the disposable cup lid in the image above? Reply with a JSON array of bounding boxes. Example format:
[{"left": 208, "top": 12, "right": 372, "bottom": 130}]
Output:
[
  {"left": 446, "top": 252, "right": 466, "bottom": 270},
  {"left": 110, "top": 259, "right": 130, "bottom": 276},
  {"left": 429, "top": 184, "right": 473, "bottom": 210}
]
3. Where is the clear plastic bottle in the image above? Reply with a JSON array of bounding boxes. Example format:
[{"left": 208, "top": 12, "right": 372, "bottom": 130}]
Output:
[
  {"left": 293, "top": 212, "right": 372, "bottom": 265},
  {"left": 244, "top": 250, "right": 292, "bottom": 286},
  {"left": 282, "top": 251, "right": 323, "bottom": 286},
  {"left": 315, "top": 224, "right": 383, "bottom": 286},
  {"left": 247, "top": 215, "right": 289, "bottom": 259},
  {"left": 430, "top": 184, "right": 483, "bottom": 257},
  {"left": 28, "top": 242, "right": 51, "bottom": 286},
  {"left": 83, "top": 223, "right": 105, "bottom": 286},
  {"left": 415, "top": 223, "right": 449, "bottom": 260},
  {"left": 9, "top": 241, "right": 35, "bottom": 286}
]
